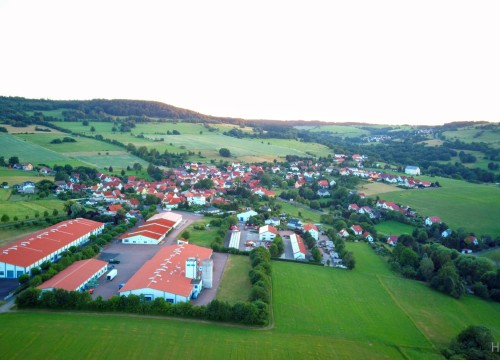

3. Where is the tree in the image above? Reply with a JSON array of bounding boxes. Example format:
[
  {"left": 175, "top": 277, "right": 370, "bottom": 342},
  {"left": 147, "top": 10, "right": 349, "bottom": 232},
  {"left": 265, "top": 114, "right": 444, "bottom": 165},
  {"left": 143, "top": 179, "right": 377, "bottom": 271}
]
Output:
[
  {"left": 443, "top": 325, "right": 496, "bottom": 359},
  {"left": 418, "top": 254, "right": 435, "bottom": 281},
  {"left": 430, "top": 262, "right": 465, "bottom": 298},
  {"left": 219, "top": 148, "right": 231, "bottom": 157},
  {"left": 18, "top": 274, "right": 30, "bottom": 284},
  {"left": 90, "top": 126, "right": 96, "bottom": 133},
  {"left": 82, "top": 120, "right": 89, "bottom": 126},
  {"left": 181, "top": 230, "right": 190, "bottom": 240},
  {"left": 8, "top": 156, "right": 19, "bottom": 166},
  {"left": 108, "top": 166, "right": 113, "bottom": 172},
  {"left": 52, "top": 209, "right": 59, "bottom": 216},
  {"left": 343, "top": 252, "right": 356, "bottom": 270},
  {"left": 1, "top": 214, "right": 9, "bottom": 222},
  {"left": 269, "top": 243, "right": 280, "bottom": 257},
  {"left": 312, "top": 247, "right": 322, "bottom": 262}
]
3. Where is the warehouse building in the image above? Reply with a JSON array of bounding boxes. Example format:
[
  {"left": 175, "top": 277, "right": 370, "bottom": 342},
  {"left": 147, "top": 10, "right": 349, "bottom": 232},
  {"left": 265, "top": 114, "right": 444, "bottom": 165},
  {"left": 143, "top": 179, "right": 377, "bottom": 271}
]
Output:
[
  {"left": 119, "top": 244, "right": 213, "bottom": 303},
  {"left": 290, "top": 233, "right": 307, "bottom": 260},
  {"left": 37, "top": 259, "right": 108, "bottom": 292},
  {"left": 258, "top": 225, "right": 278, "bottom": 241},
  {"left": 120, "top": 218, "right": 176, "bottom": 245},
  {"left": 148, "top": 211, "right": 183, "bottom": 228},
  {"left": 0, "top": 218, "right": 104, "bottom": 278}
]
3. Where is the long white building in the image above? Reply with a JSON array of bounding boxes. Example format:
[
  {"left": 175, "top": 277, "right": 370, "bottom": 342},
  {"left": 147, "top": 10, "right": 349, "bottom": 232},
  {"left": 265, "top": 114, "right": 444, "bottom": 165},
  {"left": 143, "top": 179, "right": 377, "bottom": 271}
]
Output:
[{"left": 0, "top": 218, "right": 104, "bottom": 278}]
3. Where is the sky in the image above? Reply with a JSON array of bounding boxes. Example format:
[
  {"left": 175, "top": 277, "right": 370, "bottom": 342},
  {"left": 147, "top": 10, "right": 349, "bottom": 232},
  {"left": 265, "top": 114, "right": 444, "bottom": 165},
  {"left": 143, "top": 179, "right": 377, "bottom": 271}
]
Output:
[{"left": 0, "top": 0, "right": 499, "bottom": 125}]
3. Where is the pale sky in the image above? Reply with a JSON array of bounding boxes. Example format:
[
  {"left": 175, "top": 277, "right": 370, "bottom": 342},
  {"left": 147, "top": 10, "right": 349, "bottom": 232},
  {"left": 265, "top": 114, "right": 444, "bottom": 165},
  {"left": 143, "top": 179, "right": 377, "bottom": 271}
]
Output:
[{"left": 1, "top": 0, "right": 499, "bottom": 125}]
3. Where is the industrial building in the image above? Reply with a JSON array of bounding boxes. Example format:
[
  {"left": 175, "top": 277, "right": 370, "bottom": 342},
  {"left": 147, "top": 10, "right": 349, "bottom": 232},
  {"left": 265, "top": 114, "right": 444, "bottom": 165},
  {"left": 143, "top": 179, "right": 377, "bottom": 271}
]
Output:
[
  {"left": 120, "top": 218, "right": 176, "bottom": 245},
  {"left": 148, "top": 211, "right": 183, "bottom": 228},
  {"left": 37, "top": 259, "right": 108, "bottom": 292},
  {"left": 258, "top": 225, "right": 278, "bottom": 241},
  {"left": 290, "top": 233, "right": 307, "bottom": 260},
  {"left": 0, "top": 218, "right": 104, "bottom": 278},
  {"left": 119, "top": 244, "right": 213, "bottom": 303}
]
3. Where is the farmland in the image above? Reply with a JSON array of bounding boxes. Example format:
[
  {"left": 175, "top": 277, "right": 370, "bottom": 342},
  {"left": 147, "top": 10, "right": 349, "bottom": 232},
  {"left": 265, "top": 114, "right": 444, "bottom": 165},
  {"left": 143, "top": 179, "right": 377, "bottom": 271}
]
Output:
[
  {"left": 375, "top": 221, "right": 416, "bottom": 236},
  {"left": 1, "top": 243, "right": 498, "bottom": 359},
  {"left": 295, "top": 124, "right": 370, "bottom": 138},
  {"left": 0, "top": 133, "right": 68, "bottom": 164},
  {"left": 442, "top": 125, "right": 500, "bottom": 148},
  {"left": 0, "top": 224, "right": 48, "bottom": 247},
  {"left": 216, "top": 255, "right": 252, "bottom": 304},
  {"left": 0, "top": 169, "right": 54, "bottom": 185},
  {"left": 372, "top": 176, "right": 500, "bottom": 237},
  {"left": 0, "top": 198, "right": 65, "bottom": 224}
]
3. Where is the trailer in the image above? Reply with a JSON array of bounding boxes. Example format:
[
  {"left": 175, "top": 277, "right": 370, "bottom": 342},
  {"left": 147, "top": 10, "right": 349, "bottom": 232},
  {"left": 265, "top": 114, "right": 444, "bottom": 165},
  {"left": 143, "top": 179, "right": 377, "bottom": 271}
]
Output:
[{"left": 106, "top": 269, "right": 118, "bottom": 281}]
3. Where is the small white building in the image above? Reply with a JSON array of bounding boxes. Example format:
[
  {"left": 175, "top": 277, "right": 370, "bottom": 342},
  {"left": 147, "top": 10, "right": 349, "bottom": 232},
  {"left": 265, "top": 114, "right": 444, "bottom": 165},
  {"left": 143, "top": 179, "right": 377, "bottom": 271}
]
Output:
[
  {"left": 302, "top": 223, "right": 319, "bottom": 241},
  {"left": 405, "top": 166, "right": 421, "bottom": 176},
  {"left": 237, "top": 210, "right": 258, "bottom": 222},
  {"left": 258, "top": 225, "right": 278, "bottom": 241},
  {"left": 290, "top": 233, "right": 307, "bottom": 260},
  {"left": 265, "top": 217, "right": 281, "bottom": 226}
]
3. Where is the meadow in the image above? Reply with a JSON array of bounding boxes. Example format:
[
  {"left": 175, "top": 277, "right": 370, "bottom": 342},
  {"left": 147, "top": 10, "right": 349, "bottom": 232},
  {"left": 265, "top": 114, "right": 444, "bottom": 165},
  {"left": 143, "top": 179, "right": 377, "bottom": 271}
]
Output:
[
  {"left": 373, "top": 176, "right": 500, "bottom": 237},
  {"left": 0, "top": 169, "right": 54, "bottom": 185},
  {"left": 1, "top": 243, "right": 498, "bottom": 359},
  {"left": 216, "top": 255, "right": 252, "bottom": 304},
  {"left": 295, "top": 124, "right": 370, "bottom": 138},
  {"left": 375, "top": 220, "right": 416, "bottom": 236},
  {"left": 443, "top": 125, "right": 500, "bottom": 148},
  {"left": 0, "top": 133, "right": 68, "bottom": 164},
  {"left": 0, "top": 198, "right": 65, "bottom": 223},
  {"left": 478, "top": 249, "right": 500, "bottom": 265}
]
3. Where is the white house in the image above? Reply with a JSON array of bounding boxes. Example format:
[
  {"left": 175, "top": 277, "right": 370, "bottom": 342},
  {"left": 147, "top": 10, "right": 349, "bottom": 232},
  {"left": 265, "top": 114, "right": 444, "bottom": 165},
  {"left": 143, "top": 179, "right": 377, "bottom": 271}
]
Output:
[
  {"left": 303, "top": 223, "right": 319, "bottom": 241},
  {"left": 350, "top": 225, "right": 363, "bottom": 236},
  {"left": 119, "top": 244, "right": 213, "bottom": 303},
  {"left": 258, "top": 225, "right": 278, "bottom": 241},
  {"left": 265, "top": 217, "right": 281, "bottom": 226},
  {"left": 405, "top": 166, "right": 421, "bottom": 176},
  {"left": 37, "top": 259, "right": 108, "bottom": 292},
  {"left": 237, "top": 210, "right": 258, "bottom": 222},
  {"left": 425, "top": 216, "right": 442, "bottom": 226},
  {"left": 0, "top": 219, "right": 104, "bottom": 278},
  {"left": 290, "top": 234, "right": 307, "bottom": 260}
]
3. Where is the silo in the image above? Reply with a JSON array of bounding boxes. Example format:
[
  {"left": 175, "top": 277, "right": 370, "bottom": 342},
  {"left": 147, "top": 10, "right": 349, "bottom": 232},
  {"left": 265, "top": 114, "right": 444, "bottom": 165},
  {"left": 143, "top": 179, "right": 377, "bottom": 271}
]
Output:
[{"left": 201, "top": 258, "right": 213, "bottom": 288}]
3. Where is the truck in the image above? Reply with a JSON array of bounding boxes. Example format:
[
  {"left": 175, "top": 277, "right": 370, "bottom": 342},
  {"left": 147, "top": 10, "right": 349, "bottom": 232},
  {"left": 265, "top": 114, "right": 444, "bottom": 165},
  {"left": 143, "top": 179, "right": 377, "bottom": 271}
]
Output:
[{"left": 106, "top": 269, "right": 118, "bottom": 281}]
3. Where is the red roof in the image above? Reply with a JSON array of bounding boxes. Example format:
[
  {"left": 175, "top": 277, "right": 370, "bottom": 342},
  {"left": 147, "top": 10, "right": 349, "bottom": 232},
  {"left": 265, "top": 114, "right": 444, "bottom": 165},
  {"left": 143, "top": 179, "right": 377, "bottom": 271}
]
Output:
[
  {"left": 351, "top": 225, "right": 363, "bottom": 233},
  {"left": 295, "top": 234, "right": 307, "bottom": 254},
  {"left": 428, "top": 216, "right": 442, "bottom": 224},
  {"left": 303, "top": 223, "right": 318, "bottom": 232},
  {"left": 37, "top": 259, "right": 108, "bottom": 291},
  {"left": 119, "top": 244, "right": 212, "bottom": 297},
  {"left": 259, "top": 225, "right": 278, "bottom": 235},
  {"left": 0, "top": 219, "right": 104, "bottom": 267},
  {"left": 108, "top": 204, "right": 123, "bottom": 212}
]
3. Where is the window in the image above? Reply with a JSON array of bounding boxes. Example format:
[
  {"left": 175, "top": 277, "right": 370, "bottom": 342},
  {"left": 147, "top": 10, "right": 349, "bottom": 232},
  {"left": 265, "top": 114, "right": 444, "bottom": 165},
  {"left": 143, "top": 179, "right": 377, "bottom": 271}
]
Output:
[{"left": 0, "top": 271, "right": 4, "bottom": 276}]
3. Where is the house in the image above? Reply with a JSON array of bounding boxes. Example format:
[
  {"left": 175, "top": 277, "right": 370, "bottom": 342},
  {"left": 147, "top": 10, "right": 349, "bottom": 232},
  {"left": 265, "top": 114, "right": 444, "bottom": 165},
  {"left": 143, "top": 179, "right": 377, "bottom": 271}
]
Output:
[
  {"left": 348, "top": 204, "right": 360, "bottom": 212},
  {"left": 317, "top": 180, "right": 329, "bottom": 189},
  {"left": 362, "top": 231, "right": 374, "bottom": 242},
  {"left": 287, "top": 218, "right": 303, "bottom": 230},
  {"left": 303, "top": 223, "right": 319, "bottom": 241},
  {"left": 465, "top": 236, "right": 479, "bottom": 246},
  {"left": 350, "top": 225, "right": 363, "bottom": 236},
  {"left": 441, "top": 229, "right": 452, "bottom": 238},
  {"left": 37, "top": 259, "right": 108, "bottom": 292},
  {"left": 387, "top": 235, "right": 399, "bottom": 246},
  {"left": 148, "top": 212, "right": 183, "bottom": 228},
  {"left": 317, "top": 189, "right": 330, "bottom": 197},
  {"left": 258, "top": 225, "right": 278, "bottom": 241},
  {"left": 461, "top": 249, "right": 473, "bottom": 254},
  {"left": 290, "top": 233, "right": 307, "bottom": 260},
  {"left": 265, "top": 217, "right": 281, "bottom": 226},
  {"left": 358, "top": 206, "right": 376, "bottom": 219},
  {"left": 405, "top": 166, "right": 421, "bottom": 176},
  {"left": 107, "top": 204, "right": 123, "bottom": 214},
  {"left": 119, "top": 244, "right": 213, "bottom": 303},
  {"left": 237, "top": 210, "right": 258, "bottom": 222},
  {"left": 425, "top": 216, "right": 442, "bottom": 226},
  {"left": 0, "top": 218, "right": 104, "bottom": 278},
  {"left": 338, "top": 229, "right": 350, "bottom": 238},
  {"left": 19, "top": 181, "right": 36, "bottom": 194}
]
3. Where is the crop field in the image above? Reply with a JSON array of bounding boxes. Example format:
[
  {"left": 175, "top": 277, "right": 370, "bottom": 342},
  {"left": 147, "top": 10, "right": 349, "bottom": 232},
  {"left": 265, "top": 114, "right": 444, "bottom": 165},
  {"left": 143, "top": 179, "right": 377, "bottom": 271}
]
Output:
[
  {"left": 2, "top": 243, "right": 498, "bottom": 359},
  {"left": 375, "top": 221, "right": 416, "bottom": 236},
  {"left": 0, "top": 133, "right": 68, "bottom": 164},
  {"left": 372, "top": 177, "right": 500, "bottom": 237},
  {"left": 295, "top": 124, "right": 370, "bottom": 138},
  {"left": 0, "top": 169, "right": 54, "bottom": 185},
  {"left": 0, "top": 124, "right": 63, "bottom": 134},
  {"left": 74, "top": 152, "right": 148, "bottom": 170},
  {"left": 0, "top": 198, "right": 65, "bottom": 223},
  {"left": 216, "top": 255, "right": 252, "bottom": 304},
  {"left": 15, "top": 133, "right": 123, "bottom": 153}
]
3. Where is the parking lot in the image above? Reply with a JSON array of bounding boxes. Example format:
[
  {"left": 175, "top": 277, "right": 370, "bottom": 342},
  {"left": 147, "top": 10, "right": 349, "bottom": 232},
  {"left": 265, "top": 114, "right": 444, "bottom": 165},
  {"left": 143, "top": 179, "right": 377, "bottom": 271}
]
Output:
[{"left": 91, "top": 211, "right": 201, "bottom": 299}]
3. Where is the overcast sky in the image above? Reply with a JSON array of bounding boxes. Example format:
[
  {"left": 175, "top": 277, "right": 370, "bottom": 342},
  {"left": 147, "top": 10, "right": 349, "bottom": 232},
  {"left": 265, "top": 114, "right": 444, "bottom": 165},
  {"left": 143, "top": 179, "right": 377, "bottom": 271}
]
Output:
[{"left": 0, "top": 0, "right": 499, "bottom": 125}]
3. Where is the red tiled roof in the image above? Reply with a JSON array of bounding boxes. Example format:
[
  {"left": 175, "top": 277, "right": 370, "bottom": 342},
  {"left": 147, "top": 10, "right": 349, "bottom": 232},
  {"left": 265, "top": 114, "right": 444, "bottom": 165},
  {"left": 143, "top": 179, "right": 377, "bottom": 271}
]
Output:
[
  {"left": 37, "top": 259, "right": 108, "bottom": 291},
  {"left": 0, "top": 219, "right": 104, "bottom": 267},
  {"left": 351, "top": 225, "right": 363, "bottom": 233},
  {"left": 119, "top": 244, "right": 212, "bottom": 297},
  {"left": 303, "top": 223, "right": 318, "bottom": 232},
  {"left": 259, "top": 225, "right": 278, "bottom": 235}
]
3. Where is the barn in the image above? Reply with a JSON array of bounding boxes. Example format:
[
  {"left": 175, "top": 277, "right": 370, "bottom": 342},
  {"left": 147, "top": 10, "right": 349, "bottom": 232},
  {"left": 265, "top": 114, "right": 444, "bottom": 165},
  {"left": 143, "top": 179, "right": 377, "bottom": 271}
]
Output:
[
  {"left": 119, "top": 244, "right": 213, "bottom": 303},
  {"left": 0, "top": 218, "right": 104, "bottom": 278},
  {"left": 37, "top": 259, "right": 108, "bottom": 292}
]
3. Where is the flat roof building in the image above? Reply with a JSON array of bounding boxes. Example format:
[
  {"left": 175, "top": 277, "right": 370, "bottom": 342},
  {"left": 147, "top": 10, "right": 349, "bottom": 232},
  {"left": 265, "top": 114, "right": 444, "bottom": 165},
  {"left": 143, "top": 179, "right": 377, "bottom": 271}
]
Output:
[
  {"left": 0, "top": 218, "right": 104, "bottom": 278},
  {"left": 37, "top": 259, "right": 108, "bottom": 292}
]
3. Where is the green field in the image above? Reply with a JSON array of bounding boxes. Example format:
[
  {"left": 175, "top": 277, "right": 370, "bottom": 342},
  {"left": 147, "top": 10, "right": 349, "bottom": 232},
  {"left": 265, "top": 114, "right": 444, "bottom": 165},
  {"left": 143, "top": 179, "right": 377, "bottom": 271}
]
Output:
[
  {"left": 1, "top": 243, "right": 499, "bottom": 359},
  {"left": 295, "top": 124, "right": 370, "bottom": 138},
  {"left": 375, "top": 221, "right": 416, "bottom": 236},
  {"left": 0, "top": 198, "right": 65, "bottom": 223},
  {"left": 0, "top": 169, "right": 54, "bottom": 185},
  {"left": 478, "top": 249, "right": 500, "bottom": 265},
  {"left": 373, "top": 177, "right": 500, "bottom": 237},
  {"left": 15, "top": 133, "right": 123, "bottom": 153},
  {"left": 277, "top": 200, "right": 322, "bottom": 223},
  {"left": 49, "top": 121, "right": 331, "bottom": 162},
  {"left": 182, "top": 219, "right": 220, "bottom": 248},
  {"left": 216, "top": 255, "right": 252, "bottom": 304},
  {"left": 443, "top": 125, "right": 500, "bottom": 148},
  {"left": 0, "top": 224, "right": 48, "bottom": 247},
  {"left": 0, "top": 133, "right": 69, "bottom": 164}
]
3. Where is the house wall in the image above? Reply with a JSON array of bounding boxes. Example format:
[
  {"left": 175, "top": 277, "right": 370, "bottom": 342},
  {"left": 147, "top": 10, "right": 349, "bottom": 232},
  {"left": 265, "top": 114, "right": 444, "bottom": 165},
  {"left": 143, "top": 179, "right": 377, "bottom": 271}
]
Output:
[
  {"left": 122, "top": 234, "right": 162, "bottom": 245},
  {"left": 259, "top": 232, "right": 276, "bottom": 241},
  {"left": 122, "top": 288, "right": 190, "bottom": 304}
]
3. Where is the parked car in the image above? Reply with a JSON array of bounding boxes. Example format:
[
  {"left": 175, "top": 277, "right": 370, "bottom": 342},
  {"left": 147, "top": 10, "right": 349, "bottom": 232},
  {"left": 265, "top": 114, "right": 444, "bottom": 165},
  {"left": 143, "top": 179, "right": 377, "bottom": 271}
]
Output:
[{"left": 108, "top": 258, "right": 120, "bottom": 264}]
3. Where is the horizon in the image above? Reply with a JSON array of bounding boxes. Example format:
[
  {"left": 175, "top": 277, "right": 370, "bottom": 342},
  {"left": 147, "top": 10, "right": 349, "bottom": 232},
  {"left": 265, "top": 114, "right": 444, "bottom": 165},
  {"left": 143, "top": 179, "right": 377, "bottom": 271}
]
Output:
[{"left": 1, "top": 0, "right": 499, "bottom": 126}]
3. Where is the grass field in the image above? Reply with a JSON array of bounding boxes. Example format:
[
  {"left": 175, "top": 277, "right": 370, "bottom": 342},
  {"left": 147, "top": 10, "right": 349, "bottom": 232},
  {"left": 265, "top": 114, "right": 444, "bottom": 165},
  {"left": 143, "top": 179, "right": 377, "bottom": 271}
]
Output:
[
  {"left": 0, "top": 224, "right": 48, "bottom": 247},
  {"left": 0, "top": 169, "right": 54, "bottom": 185},
  {"left": 15, "top": 133, "right": 123, "bottom": 153},
  {"left": 182, "top": 219, "right": 220, "bottom": 248},
  {"left": 443, "top": 125, "right": 500, "bottom": 148},
  {"left": 0, "top": 198, "right": 65, "bottom": 223},
  {"left": 216, "top": 255, "right": 252, "bottom": 304},
  {"left": 375, "top": 221, "right": 416, "bottom": 236},
  {"left": 295, "top": 124, "right": 370, "bottom": 138},
  {"left": 372, "top": 176, "right": 500, "bottom": 237},
  {"left": 478, "top": 249, "right": 500, "bottom": 265},
  {"left": 0, "top": 189, "right": 11, "bottom": 201},
  {"left": 0, "top": 133, "right": 69, "bottom": 164},
  {"left": 1, "top": 243, "right": 498, "bottom": 359},
  {"left": 357, "top": 181, "right": 405, "bottom": 196},
  {"left": 277, "top": 200, "right": 322, "bottom": 223}
]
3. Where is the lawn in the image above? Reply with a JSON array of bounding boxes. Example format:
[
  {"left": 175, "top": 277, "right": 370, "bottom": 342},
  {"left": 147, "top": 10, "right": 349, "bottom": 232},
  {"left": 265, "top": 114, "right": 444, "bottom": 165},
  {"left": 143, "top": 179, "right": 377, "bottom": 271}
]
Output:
[
  {"left": 1, "top": 242, "right": 499, "bottom": 358},
  {"left": 277, "top": 200, "right": 322, "bottom": 223},
  {"left": 375, "top": 220, "right": 416, "bottom": 236},
  {"left": 216, "top": 255, "right": 252, "bottom": 304},
  {"left": 372, "top": 176, "right": 500, "bottom": 237},
  {"left": 182, "top": 219, "right": 220, "bottom": 248}
]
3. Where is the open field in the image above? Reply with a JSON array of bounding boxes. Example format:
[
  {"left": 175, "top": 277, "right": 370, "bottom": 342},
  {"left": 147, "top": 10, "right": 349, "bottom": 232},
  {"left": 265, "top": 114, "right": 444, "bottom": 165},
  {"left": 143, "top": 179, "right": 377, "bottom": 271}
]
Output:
[
  {"left": 277, "top": 200, "right": 322, "bottom": 223},
  {"left": 371, "top": 176, "right": 500, "bottom": 237},
  {"left": 0, "top": 124, "right": 63, "bottom": 134},
  {"left": 15, "top": 133, "right": 123, "bottom": 153},
  {"left": 478, "top": 249, "right": 500, "bottom": 265},
  {"left": 75, "top": 152, "right": 148, "bottom": 170},
  {"left": 1, "top": 243, "right": 498, "bottom": 358},
  {"left": 443, "top": 125, "right": 500, "bottom": 148},
  {"left": 216, "top": 255, "right": 252, "bottom": 304},
  {"left": 295, "top": 124, "right": 370, "bottom": 138},
  {"left": 182, "top": 219, "right": 220, "bottom": 248},
  {"left": 0, "top": 169, "right": 54, "bottom": 184},
  {"left": 375, "top": 221, "right": 416, "bottom": 236},
  {"left": 0, "top": 198, "right": 65, "bottom": 223},
  {"left": 0, "top": 133, "right": 69, "bottom": 164},
  {"left": 0, "top": 224, "right": 48, "bottom": 247},
  {"left": 357, "top": 181, "right": 405, "bottom": 196}
]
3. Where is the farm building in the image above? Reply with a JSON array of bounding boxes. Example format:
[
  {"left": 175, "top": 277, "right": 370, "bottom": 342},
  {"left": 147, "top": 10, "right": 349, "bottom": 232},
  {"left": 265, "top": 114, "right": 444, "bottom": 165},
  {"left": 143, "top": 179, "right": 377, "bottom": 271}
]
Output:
[
  {"left": 259, "top": 225, "right": 278, "bottom": 241},
  {"left": 37, "top": 259, "right": 108, "bottom": 292},
  {"left": 303, "top": 223, "right": 319, "bottom": 241},
  {"left": 120, "top": 218, "right": 176, "bottom": 245},
  {"left": 0, "top": 218, "right": 104, "bottom": 278},
  {"left": 290, "top": 233, "right": 307, "bottom": 260},
  {"left": 119, "top": 244, "right": 213, "bottom": 303},
  {"left": 237, "top": 210, "right": 258, "bottom": 222},
  {"left": 405, "top": 166, "right": 421, "bottom": 176},
  {"left": 148, "top": 212, "right": 183, "bottom": 228}
]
